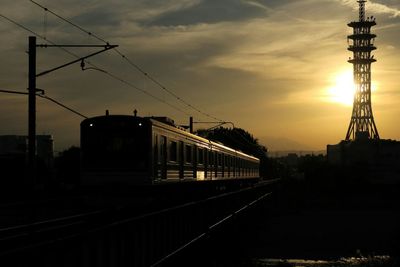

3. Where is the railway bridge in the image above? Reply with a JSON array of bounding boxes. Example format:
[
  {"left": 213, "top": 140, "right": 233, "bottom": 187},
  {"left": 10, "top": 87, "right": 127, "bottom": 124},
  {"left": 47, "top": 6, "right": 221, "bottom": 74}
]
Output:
[{"left": 0, "top": 179, "right": 280, "bottom": 267}]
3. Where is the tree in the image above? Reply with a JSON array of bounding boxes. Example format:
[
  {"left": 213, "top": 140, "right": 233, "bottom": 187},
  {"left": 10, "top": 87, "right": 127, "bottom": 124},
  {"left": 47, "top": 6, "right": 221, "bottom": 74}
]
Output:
[{"left": 196, "top": 127, "right": 270, "bottom": 178}]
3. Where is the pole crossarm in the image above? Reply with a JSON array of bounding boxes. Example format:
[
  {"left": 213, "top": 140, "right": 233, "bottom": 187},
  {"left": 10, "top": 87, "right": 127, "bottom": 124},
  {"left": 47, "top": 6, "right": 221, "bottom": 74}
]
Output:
[
  {"left": 26, "top": 36, "right": 118, "bottom": 184},
  {"left": 37, "top": 44, "right": 115, "bottom": 48},
  {"left": 36, "top": 44, "right": 118, "bottom": 77}
]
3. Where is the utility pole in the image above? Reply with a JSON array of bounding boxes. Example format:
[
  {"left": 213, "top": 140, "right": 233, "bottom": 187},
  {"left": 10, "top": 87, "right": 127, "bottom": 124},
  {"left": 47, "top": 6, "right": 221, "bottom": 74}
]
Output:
[
  {"left": 28, "top": 36, "right": 37, "bottom": 185},
  {"left": 26, "top": 35, "right": 117, "bottom": 186}
]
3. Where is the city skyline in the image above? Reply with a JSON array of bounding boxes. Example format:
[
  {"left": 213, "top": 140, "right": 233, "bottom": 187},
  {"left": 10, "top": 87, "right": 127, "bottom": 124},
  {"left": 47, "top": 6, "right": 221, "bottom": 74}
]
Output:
[{"left": 1, "top": 0, "right": 400, "bottom": 152}]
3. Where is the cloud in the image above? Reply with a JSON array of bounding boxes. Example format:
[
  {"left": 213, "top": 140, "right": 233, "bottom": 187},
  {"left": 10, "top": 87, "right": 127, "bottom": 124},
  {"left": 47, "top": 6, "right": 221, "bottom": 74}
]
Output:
[
  {"left": 1, "top": 0, "right": 400, "bottom": 150},
  {"left": 143, "top": 0, "right": 269, "bottom": 26},
  {"left": 339, "top": 0, "right": 400, "bottom": 18},
  {"left": 369, "top": 1, "right": 400, "bottom": 17}
]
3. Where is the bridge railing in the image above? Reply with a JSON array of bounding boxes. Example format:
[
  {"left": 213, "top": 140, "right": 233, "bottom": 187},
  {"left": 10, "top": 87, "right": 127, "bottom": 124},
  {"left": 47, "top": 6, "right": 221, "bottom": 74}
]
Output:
[{"left": 0, "top": 179, "right": 280, "bottom": 267}]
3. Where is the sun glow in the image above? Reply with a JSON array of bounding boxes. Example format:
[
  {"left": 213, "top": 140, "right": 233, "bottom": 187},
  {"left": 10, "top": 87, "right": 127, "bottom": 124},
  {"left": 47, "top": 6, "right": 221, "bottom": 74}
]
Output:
[{"left": 327, "top": 70, "right": 355, "bottom": 106}]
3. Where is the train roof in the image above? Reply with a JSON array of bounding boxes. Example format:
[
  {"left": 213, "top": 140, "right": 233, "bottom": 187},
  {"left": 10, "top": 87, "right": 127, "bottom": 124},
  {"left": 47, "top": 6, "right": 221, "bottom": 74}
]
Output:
[
  {"left": 81, "top": 115, "right": 260, "bottom": 162},
  {"left": 146, "top": 117, "right": 259, "bottom": 161}
]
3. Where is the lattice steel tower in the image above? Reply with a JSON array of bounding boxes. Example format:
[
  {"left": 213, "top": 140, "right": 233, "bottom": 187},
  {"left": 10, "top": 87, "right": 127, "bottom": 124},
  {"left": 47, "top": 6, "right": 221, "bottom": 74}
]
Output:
[{"left": 346, "top": 0, "right": 379, "bottom": 140}]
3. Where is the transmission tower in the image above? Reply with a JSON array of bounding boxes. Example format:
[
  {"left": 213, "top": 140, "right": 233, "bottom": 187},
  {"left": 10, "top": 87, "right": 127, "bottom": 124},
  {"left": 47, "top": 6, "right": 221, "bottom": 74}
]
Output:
[{"left": 346, "top": 0, "right": 379, "bottom": 140}]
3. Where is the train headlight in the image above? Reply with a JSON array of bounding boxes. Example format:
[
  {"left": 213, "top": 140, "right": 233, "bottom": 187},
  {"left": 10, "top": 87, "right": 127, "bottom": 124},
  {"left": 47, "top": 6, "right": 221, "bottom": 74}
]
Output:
[
  {"left": 89, "top": 123, "right": 94, "bottom": 127},
  {"left": 138, "top": 123, "right": 142, "bottom": 127}
]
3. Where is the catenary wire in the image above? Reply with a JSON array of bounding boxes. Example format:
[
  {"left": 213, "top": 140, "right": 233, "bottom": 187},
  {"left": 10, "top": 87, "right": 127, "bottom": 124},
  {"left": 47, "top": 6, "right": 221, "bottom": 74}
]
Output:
[
  {"left": 29, "top": 0, "right": 225, "bottom": 123},
  {"left": 0, "top": 15, "right": 262, "bottom": 153},
  {"left": 0, "top": 13, "right": 191, "bottom": 117},
  {"left": 0, "top": 14, "right": 81, "bottom": 60},
  {"left": 1, "top": 87, "right": 264, "bottom": 155},
  {"left": 38, "top": 94, "right": 88, "bottom": 119},
  {"left": 0, "top": 89, "right": 88, "bottom": 118}
]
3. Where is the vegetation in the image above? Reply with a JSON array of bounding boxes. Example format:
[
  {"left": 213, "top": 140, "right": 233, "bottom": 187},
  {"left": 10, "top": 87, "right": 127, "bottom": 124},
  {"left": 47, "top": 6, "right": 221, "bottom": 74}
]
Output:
[
  {"left": 196, "top": 127, "right": 266, "bottom": 157},
  {"left": 196, "top": 127, "right": 271, "bottom": 178}
]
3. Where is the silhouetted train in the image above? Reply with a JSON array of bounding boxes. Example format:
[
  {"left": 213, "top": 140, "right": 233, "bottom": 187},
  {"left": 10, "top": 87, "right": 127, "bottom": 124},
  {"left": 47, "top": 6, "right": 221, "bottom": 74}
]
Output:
[{"left": 80, "top": 114, "right": 260, "bottom": 186}]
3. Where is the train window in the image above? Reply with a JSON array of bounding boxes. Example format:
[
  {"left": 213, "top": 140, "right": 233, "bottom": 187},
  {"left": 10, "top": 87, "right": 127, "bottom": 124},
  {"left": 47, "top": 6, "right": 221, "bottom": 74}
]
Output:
[
  {"left": 161, "top": 136, "right": 167, "bottom": 157},
  {"left": 169, "top": 141, "right": 177, "bottom": 162},
  {"left": 185, "top": 145, "right": 192, "bottom": 163},
  {"left": 154, "top": 134, "right": 158, "bottom": 162},
  {"left": 214, "top": 152, "right": 217, "bottom": 166},
  {"left": 161, "top": 136, "right": 167, "bottom": 179},
  {"left": 193, "top": 146, "right": 197, "bottom": 165},
  {"left": 214, "top": 152, "right": 218, "bottom": 176},
  {"left": 160, "top": 136, "right": 166, "bottom": 158},
  {"left": 198, "top": 148, "right": 204, "bottom": 164},
  {"left": 179, "top": 141, "right": 184, "bottom": 163},
  {"left": 231, "top": 156, "right": 234, "bottom": 168}
]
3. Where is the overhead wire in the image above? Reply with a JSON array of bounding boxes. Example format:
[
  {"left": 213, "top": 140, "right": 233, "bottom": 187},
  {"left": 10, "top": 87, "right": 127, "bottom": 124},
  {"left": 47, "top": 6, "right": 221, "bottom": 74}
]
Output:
[
  {"left": 2, "top": 5, "right": 259, "bottom": 155},
  {"left": 0, "top": 89, "right": 29, "bottom": 96},
  {"left": 0, "top": 89, "right": 88, "bottom": 119},
  {"left": 37, "top": 94, "right": 88, "bottom": 119},
  {"left": 0, "top": 13, "right": 190, "bottom": 116},
  {"left": 201, "top": 125, "right": 266, "bottom": 156},
  {"left": 29, "top": 0, "right": 225, "bottom": 123},
  {"left": 0, "top": 14, "right": 81, "bottom": 60},
  {"left": 2, "top": 9, "right": 262, "bottom": 155}
]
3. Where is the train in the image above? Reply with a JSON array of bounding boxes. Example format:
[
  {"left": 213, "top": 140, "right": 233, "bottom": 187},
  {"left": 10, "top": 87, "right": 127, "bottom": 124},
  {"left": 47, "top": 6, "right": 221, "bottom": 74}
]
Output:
[{"left": 80, "top": 113, "right": 260, "bottom": 186}]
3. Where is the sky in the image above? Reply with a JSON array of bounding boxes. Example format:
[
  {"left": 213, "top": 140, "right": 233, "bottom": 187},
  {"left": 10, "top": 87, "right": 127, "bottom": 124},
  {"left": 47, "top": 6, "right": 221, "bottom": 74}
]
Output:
[{"left": 1, "top": 0, "right": 399, "bottom": 152}]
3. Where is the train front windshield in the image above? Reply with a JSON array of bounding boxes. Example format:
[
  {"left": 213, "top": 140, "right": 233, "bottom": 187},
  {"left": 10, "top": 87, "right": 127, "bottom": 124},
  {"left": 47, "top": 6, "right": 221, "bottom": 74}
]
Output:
[{"left": 81, "top": 117, "right": 149, "bottom": 171}]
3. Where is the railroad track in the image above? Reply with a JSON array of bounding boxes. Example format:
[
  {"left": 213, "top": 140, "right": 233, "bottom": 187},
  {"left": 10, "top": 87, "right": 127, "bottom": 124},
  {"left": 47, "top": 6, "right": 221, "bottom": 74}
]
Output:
[
  {"left": 0, "top": 179, "right": 280, "bottom": 266},
  {"left": 0, "top": 210, "right": 107, "bottom": 256}
]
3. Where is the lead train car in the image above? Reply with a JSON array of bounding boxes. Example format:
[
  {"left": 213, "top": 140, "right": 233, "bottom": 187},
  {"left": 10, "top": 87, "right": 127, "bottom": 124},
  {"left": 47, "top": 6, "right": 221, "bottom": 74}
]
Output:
[{"left": 81, "top": 115, "right": 260, "bottom": 186}]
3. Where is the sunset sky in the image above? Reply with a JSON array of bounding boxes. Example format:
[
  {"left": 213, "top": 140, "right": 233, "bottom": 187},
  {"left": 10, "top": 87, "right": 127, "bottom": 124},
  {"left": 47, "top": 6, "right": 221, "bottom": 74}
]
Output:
[{"left": 1, "top": 0, "right": 399, "bottom": 152}]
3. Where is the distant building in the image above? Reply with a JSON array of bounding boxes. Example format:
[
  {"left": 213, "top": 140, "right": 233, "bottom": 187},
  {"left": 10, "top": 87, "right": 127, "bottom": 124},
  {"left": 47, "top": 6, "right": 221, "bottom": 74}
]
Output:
[
  {"left": 285, "top": 153, "right": 299, "bottom": 167},
  {"left": 327, "top": 139, "right": 400, "bottom": 184},
  {"left": 0, "top": 135, "right": 27, "bottom": 155},
  {"left": 0, "top": 135, "right": 54, "bottom": 166}
]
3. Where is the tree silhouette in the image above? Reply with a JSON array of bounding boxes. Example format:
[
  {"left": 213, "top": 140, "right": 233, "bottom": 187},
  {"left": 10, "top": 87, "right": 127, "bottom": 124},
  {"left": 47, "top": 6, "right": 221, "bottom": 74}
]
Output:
[{"left": 196, "top": 127, "right": 269, "bottom": 178}]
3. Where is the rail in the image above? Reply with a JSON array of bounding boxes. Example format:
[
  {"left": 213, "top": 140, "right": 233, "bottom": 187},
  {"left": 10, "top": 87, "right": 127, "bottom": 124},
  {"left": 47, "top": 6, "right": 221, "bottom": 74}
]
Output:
[
  {"left": 150, "top": 190, "right": 273, "bottom": 266},
  {"left": 0, "top": 179, "right": 280, "bottom": 266}
]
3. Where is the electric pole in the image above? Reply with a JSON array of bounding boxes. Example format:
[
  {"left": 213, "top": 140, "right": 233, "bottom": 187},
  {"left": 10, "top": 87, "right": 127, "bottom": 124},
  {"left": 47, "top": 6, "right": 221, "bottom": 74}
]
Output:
[
  {"left": 28, "top": 36, "right": 37, "bottom": 185},
  {"left": 26, "top": 35, "right": 117, "bottom": 186}
]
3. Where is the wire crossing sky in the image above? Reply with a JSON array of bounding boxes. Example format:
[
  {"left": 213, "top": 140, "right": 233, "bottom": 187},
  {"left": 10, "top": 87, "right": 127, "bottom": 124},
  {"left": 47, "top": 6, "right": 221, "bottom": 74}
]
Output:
[
  {"left": 30, "top": 0, "right": 225, "bottom": 123},
  {"left": 1, "top": 0, "right": 399, "bottom": 151},
  {"left": 0, "top": 12, "right": 198, "bottom": 119}
]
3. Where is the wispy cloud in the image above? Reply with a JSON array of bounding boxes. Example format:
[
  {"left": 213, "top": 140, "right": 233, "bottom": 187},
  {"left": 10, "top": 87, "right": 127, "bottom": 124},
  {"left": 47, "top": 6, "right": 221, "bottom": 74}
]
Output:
[
  {"left": 1, "top": 0, "right": 399, "bottom": 150},
  {"left": 339, "top": 0, "right": 400, "bottom": 18}
]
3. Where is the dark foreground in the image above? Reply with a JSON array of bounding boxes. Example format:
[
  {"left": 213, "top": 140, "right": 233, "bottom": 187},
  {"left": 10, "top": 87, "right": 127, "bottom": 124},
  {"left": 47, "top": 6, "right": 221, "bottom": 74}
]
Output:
[
  {"left": 0, "top": 178, "right": 398, "bottom": 266},
  {"left": 169, "top": 180, "right": 400, "bottom": 267}
]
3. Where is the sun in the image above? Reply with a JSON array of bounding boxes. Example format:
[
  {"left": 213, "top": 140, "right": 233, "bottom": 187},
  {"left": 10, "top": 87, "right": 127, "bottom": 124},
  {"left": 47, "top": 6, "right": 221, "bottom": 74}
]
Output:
[{"left": 327, "top": 70, "right": 355, "bottom": 106}]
